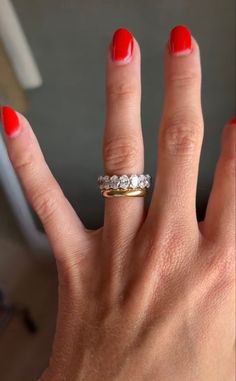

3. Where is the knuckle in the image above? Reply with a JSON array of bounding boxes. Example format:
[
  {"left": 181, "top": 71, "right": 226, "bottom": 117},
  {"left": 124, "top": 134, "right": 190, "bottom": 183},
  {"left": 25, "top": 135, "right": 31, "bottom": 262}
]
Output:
[
  {"left": 10, "top": 150, "right": 35, "bottom": 174},
  {"left": 222, "top": 249, "right": 235, "bottom": 283},
  {"left": 159, "top": 231, "right": 190, "bottom": 273},
  {"left": 161, "top": 114, "right": 202, "bottom": 156},
  {"left": 168, "top": 69, "right": 200, "bottom": 89},
  {"left": 210, "top": 244, "right": 235, "bottom": 288},
  {"left": 145, "top": 225, "right": 190, "bottom": 276},
  {"left": 107, "top": 80, "right": 138, "bottom": 101},
  {"left": 31, "top": 188, "right": 61, "bottom": 226},
  {"left": 104, "top": 136, "right": 139, "bottom": 173}
]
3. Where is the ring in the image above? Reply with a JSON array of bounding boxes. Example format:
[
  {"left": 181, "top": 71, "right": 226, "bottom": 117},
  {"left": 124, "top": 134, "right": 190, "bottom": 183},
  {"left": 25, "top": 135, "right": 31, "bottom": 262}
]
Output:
[
  {"left": 97, "top": 174, "right": 151, "bottom": 198},
  {"left": 102, "top": 188, "right": 147, "bottom": 198}
]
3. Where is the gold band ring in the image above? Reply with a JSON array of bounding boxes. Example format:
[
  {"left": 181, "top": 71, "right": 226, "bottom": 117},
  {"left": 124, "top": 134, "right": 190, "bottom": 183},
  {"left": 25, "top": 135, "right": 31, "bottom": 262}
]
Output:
[{"left": 101, "top": 188, "right": 147, "bottom": 198}]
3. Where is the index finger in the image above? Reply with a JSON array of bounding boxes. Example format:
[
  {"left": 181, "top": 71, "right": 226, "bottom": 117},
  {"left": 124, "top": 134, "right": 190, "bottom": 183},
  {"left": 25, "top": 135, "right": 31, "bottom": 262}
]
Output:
[{"left": 1, "top": 106, "right": 89, "bottom": 265}]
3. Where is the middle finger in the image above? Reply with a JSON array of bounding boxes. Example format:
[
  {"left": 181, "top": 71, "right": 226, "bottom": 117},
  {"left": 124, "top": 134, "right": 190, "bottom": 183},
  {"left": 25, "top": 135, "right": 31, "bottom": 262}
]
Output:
[{"left": 148, "top": 26, "right": 204, "bottom": 234}]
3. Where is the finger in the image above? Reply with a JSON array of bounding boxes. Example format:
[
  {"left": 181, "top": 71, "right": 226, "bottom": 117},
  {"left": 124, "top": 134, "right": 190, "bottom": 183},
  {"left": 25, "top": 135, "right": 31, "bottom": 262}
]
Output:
[
  {"left": 202, "top": 118, "right": 236, "bottom": 244},
  {"left": 1, "top": 106, "right": 89, "bottom": 265},
  {"left": 103, "top": 28, "right": 145, "bottom": 245},
  {"left": 148, "top": 26, "right": 203, "bottom": 233}
]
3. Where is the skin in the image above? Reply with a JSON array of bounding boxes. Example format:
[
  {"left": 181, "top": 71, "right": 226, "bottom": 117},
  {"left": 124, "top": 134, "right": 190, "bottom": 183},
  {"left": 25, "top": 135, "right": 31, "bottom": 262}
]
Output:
[{"left": 2, "top": 32, "right": 235, "bottom": 381}]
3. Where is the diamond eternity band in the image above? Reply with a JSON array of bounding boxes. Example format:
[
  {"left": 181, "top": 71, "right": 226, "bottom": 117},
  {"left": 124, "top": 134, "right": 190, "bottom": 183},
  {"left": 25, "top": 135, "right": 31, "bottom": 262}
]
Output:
[{"left": 97, "top": 174, "right": 151, "bottom": 191}]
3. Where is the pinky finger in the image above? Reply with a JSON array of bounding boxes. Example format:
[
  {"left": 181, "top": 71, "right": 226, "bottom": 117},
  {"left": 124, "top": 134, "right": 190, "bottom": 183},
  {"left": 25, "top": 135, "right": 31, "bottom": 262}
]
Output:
[
  {"left": 1, "top": 106, "right": 89, "bottom": 264},
  {"left": 202, "top": 118, "right": 236, "bottom": 245}
]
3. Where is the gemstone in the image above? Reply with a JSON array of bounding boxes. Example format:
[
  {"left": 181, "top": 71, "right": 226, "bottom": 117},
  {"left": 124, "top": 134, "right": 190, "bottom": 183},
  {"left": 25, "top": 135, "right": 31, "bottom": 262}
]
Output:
[
  {"left": 119, "top": 175, "right": 130, "bottom": 189},
  {"left": 145, "top": 174, "right": 151, "bottom": 188},
  {"left": 97, "top": 176, "right": 104, "bottom": 189},
  {"left": 103, "top": 175, "right": 110, "bottom": 189},
  {"left": 110, "top": 175, "right": 120, "bottom": 189},
  {"left": 130, "top": 174, "right": 139, "bottom": 189},
  {"left": 139, "top": 174, "right": 146, "bottom": 189}
]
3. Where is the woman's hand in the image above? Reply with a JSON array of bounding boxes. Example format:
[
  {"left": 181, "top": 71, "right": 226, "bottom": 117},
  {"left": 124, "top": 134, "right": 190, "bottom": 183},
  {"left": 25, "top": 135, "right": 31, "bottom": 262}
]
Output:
[{"left": 1, "top": 26, "right": 235, "bottom": 381}]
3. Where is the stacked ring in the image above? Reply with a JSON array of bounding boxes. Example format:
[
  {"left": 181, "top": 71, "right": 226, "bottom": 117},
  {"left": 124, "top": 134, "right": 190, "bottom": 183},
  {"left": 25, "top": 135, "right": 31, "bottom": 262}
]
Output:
[{"left": 97, "top": 174, "right": 151, "bottom": 198}]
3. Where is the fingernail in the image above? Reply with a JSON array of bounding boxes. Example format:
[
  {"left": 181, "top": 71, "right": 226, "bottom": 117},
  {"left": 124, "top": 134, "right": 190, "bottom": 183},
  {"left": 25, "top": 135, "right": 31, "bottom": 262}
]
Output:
[
  {"left": 111, "top": 28, "right": 134, "bottom": 63},
  {"left": 229, "top": 116, "right": 236, "bottom": 124},
  {"left": 1, "top": 106, "right": 20, "bottom": 137},
  {"left": 169, "top": 25, "right": 192, "bottom": 56}
]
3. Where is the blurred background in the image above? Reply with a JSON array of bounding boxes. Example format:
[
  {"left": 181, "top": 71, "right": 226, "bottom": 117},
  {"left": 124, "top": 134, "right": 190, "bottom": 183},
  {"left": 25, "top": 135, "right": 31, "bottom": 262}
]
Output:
[{"left": 0, "top": 0, "right": 235, "bottom": 380}]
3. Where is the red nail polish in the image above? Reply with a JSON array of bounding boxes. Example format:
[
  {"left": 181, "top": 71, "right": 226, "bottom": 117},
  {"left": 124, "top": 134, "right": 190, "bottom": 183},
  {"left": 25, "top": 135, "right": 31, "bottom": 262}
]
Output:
[
  {"left": 169, "top": 25, "right": 192, "bottom": 56},
  {"left": 111, "top": 28, "right": 134, "bottom": 63},
  {"left": 229, "top": 116, "right": 236, "bottom": 124},
  {"left": 1, "top": 106, "right": 20, "bottom": 137}
]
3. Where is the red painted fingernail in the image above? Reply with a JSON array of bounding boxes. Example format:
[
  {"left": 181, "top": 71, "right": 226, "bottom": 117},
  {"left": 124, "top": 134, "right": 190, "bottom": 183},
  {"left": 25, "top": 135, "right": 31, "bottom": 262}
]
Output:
[
  {"left": 169, "top": 25, "right": 192, "bottom": 56},
  {"left": 229, "top": 116, "right": 236, "bottom": 124},
  {"left": 111, "top": 28, "right": 134, "bottom": 63},
  {"left": 1, "top": 106, "right": 20, "bottom": 137}
]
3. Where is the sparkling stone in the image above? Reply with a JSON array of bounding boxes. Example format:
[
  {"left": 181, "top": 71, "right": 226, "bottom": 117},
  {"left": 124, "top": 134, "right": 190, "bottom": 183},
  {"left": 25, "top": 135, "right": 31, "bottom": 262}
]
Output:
[
  {"left": 103, "top": 175, "right": 110, "bottom": 189},
  {"left": 145, "top": 174, "right": 151, "bottom": 188},
  {"left": 130, "top": 174, "right": 139, "bottom": 189},
  {"left": 97, "top": 176, "right": 104, "bottom": 189},
  {"left": 139, "top": 174, "right": 146, "bottom": 189},
  {"left": 119, "top": 175, "right": 130, "bottom": 189},
  {"left": 110, "top": 175, "right": 120, "bottom": 189}
]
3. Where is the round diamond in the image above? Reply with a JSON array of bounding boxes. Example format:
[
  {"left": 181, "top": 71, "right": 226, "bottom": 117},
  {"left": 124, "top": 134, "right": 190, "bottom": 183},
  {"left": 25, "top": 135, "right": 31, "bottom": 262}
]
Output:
[
  {"left": 145, "top": 174, "right": 151, "bottom": 188},
  {"left": 97, "top": 176, "right": 104, "bottom": 189},
  {"left": 130, "top": 174, "right": 139, "bottom": 189},
  {"left": 110, "top": 175, "right": 120, "bottom": 189},
  {"left": 139, "top": 175, "right": 146, "bottom": 189},
  {"left": 119, "top": 175, "right": 130, "bottom": 189},
  {"left": 103, "top": 175, "right": 110, "bottom": 189}
]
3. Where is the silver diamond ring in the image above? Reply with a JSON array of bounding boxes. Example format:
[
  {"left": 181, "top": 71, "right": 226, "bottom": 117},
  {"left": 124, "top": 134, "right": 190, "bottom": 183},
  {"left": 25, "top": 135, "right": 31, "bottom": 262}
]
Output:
[{"left": 97, "top": 174, "right": 151, "bottom": 191}]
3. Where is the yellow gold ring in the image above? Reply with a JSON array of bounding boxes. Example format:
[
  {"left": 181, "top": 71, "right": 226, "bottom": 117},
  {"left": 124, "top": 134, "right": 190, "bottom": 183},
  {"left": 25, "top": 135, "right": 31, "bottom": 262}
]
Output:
[{"left": 101, "top": 188, "right": 147, "bottom": 198}]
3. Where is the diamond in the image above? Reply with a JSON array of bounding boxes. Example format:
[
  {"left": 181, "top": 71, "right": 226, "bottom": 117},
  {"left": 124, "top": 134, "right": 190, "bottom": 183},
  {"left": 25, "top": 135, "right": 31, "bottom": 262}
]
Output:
[
  {"left": 139, "top": 174, "right": 146, "bottom": 189},
  {"left": 130, "top": 174, "right": 139, "bottom": 189},
  {"left": 103, "top": 175, "right": 110, "bottom": 189},
  {"left": 145, "top": 174, "right": 151, "bottom": 188},
  {"left": 119, "top": 175, "right": 130, "bottom": 189},
  {"left": 110, "top": 175, "right": 120, "bottom": 189},
  {"left": 97, "top": 176, "right": 104, "bottom": 189},
  {"left": 98, "top": 174, "right": 151, "bottom": 191}
]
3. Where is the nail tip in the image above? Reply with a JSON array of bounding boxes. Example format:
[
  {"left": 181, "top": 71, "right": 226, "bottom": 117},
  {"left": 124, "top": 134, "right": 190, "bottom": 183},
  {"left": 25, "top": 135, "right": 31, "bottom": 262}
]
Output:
[{"left": 170, "top": 24, "right": 191, "bottom": 33}]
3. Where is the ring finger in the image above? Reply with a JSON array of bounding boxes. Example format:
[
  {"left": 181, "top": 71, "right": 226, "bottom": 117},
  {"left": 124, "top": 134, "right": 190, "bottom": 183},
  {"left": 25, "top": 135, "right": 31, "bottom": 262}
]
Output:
[{"left": 103, "top": 28, "right": 145, "bottom": 247}]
